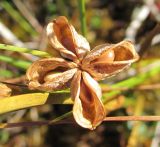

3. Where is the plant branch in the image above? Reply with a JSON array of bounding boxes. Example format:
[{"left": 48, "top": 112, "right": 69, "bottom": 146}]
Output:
[
  {"left": 0, "top": 111, "right": 73, "bottom": 128},
  {"left": 1, "top": 115, "right": 160, "bottom": 129},
  {"left": 104, "top": 116, "right": 160, "bottom": 122},
  {"left": 3, "top": 75, "right": 26, "bottom": 83},
  {"left": 139, "top": 23, "right": 160, "bottom": 56},
  {"left": 0, "top": 81, "right": 27, "bottom": 87}
]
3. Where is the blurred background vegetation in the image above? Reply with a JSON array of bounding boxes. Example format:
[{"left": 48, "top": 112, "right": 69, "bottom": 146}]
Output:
[{"left": 0, "top": 0, "right": 160, "bottom": 147}]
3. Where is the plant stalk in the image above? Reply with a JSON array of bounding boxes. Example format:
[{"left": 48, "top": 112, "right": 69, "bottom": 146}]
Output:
[
  {"left": 0, "top": 43, "right": 51, "bottom": 58},
  {"left": 78, "top": 0, "right": 87, "bottom": 37}
]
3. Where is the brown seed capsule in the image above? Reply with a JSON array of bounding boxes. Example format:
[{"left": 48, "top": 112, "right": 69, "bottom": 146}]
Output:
[
  {"left": 0, "top": 83, "right": 12, "bottom": 98},
  {"left": 92, "top": 49, "right": 115, "bottom": 64},
  {"left": 27, "top": 16, "right": 139, "bottom": 130}
]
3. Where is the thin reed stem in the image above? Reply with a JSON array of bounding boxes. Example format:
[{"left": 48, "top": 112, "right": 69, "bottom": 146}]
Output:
[
  {"left": 78, "top": 0, "right": 87, "bottom": 37},
  {"left": 0, "top": 43, "right": 51, "bottom": 58}
]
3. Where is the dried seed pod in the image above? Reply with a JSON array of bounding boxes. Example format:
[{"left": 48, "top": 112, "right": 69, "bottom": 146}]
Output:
[
  {"left": 0, "top": 83, "right": 12, "bottom": 98},
  {"left": 26, "top": 57, "right": 77, "bottom": 91},
  {"left": 82, "top": 40, "right": 139, "bottom": 80},
  {"left": 26, "top": 16, "right": 139, "bottom": 130},
  {"left": 47, "top": 16, "right": 90, "bottom": 61},
  {"left": 71, "top": 71, "right": 106, "bottom": 130},
  {"left": 39, "top": 68, "right": 77, "bottom": 91}
]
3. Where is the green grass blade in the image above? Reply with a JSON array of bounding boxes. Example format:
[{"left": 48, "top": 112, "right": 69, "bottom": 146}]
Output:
[
  {"left": 0, "top": 43, "right": 51, "bottom": 58},
  {"left": 78, "top": 0, "right": 87, "bottom": 37},
  {"left": 102, "top": 62, "right": 160, "bottom": 103},
  {"left": 49, "top": 111, "right": 72, "bottom": 124},
  {"left": 0, "top": 93, "right": 49, "bottom": 115},
  {"left": 0, "top": 69, "right": 14, "bottom": 78},
  {"left": 0, "top": 55, "right": 31, "bottom": 70},
  {"left": 0, "top": 92, "right": 72, "bottom": 115}
]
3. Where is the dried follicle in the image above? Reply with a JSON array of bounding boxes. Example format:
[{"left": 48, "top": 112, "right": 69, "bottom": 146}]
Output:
[
  {"left": 82, "top": 41, "right": 139, "bottom": 80},
  {"left": 71, "top": 71, "right": 105, "bottom": 129},
  {"left": 47, "top": 16, "right": 90, "bottom": 61},
  {"left": 0, "top": 83, "right": 12, "bottom": 98},
  {"left": 26, "top": 16, "right": 139, "bottom": 129},
  {"left": 26, "top": 57, "right": 77, "bottom": 91}
]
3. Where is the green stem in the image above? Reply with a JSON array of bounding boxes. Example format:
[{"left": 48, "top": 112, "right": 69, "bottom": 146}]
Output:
[
  {"left": 0, "top": 43, "right": 51, "bottom": 58},
  {"left": 102, "top": 62, "right": 160, "bottom": 103},
  {"left": 49, "top": 111, "right": 72, "bottom": 124},
  {"left": 78, "top": 0, "right": 87, "bottom": 37},
  {"left": 0, "top": 55, "right": 31, "bottom": 70},
  {"left": 0, "top": 69, "right": 14, "bottom": 78}
]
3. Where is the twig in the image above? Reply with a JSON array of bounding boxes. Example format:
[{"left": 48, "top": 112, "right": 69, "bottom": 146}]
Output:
[
  {"left": 0, "top": 81, "right": 27, "bottom": 88},
  {"left": 0, "top": 111, "right": 73, "bottom": 128},
  {"left": 1, "top": 116, "right": 160, "bottom": 129},
  {"left": 145, "top": 0, "right": 160, "bottom": 22},
  {"left": 104, "top": 116, "right": 160, "bottom": 122},
  {"left": 139, "top": 23, "right": 160, "bottom": 56},
  {"left": 0, "top": 121, "right": 49, "bottom": 128},
  {"left": 125, "top": 5, "right": 150, "bottom": 42},
  {"left": 78, "top": 0, "right": 87, "bottom": 37},
  {"left": 4, "top": 75, "right": 26, "bottom": 83}
]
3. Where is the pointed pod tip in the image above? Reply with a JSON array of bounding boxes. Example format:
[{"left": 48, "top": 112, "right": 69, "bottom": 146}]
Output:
[
  {"left": 90, "top": 125, "right": 96, "bottom": 130},
  {"left": 53, "top": 16, "right": 68, "bottom": 25}
]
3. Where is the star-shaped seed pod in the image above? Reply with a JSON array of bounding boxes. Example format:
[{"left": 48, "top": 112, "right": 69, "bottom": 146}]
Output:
[{"left": 26, "top": 16, "right": 139, "bottom": 130}]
